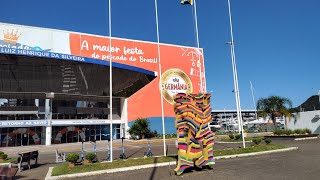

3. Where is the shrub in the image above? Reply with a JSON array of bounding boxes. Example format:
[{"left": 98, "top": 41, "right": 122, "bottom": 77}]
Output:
[
  {"left": 0, "top": 151, "right": 7, "bottom": 160},
  {"left": 264, "top": 138, "right": 272, "bottom": 145},
  {"left": 153, "top": 130, "right": 158, "bottom": 137},
  {"left": 285, "top": 130, "right": 293, "bottom": 135},
  {"left": 235, "top": 134, "right": 241, "bottom": 140},
  {"left": 85, "top": 153, "right": 96, "bottom": 163},
  {"left": 66, "top": 153, "right": 79, "bottom": 164},
  {"left": 164, "top": 133, "right": 176, "bottom": 138},
  {"left": 294, "top": 129, "right": 303, "bottom": 134},
  {"left": 274, "top": 129, "right": 283, "bottom": 136},
  {"left": 229, "top": 134, "right": 235, "bottom": 140},
  {"left": 252, "top": 138, "right": 262, "bottom": 145},
  {"left": 303, "top": 128, "right": 312, "bottom": 134},
  {"left": 146, "top": 130, "right": 158, "bottom": 138}
]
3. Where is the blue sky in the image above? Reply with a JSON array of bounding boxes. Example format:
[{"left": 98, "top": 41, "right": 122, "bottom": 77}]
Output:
[{"left": 1, "top": 0, "right": 319, "bottom": 110}]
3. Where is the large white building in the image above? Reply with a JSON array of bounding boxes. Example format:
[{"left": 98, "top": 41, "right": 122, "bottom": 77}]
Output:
[
  {"left": 0, "top": 22, "right": 206, "bottom": 147},
  {"left": 210, "top": 109, "right": 285, "bottom": 132},
  {"left": 287, "top": 110, "right": 320, "bottom": 134}
]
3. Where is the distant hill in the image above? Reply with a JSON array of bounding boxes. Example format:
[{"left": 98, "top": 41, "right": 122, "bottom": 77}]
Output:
[{"left": 291, "top": 95, "right": 320, "bottom": 112}]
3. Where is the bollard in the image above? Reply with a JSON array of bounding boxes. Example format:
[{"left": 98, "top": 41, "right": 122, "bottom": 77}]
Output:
[
  {"left": 119, "top": 137, "right": 126, "bottom": 159},
  {"left": 91, "top": 140, "right": 97, "bottom": 162},
  {"left": 144, "top": 139, "right": 153, "bottom": 157},
  {"left": 106, "top": 139, "right": 110, "bottom": 161},
  {"left": 80, "top": 140, "right": 85, "bottom": 162}
]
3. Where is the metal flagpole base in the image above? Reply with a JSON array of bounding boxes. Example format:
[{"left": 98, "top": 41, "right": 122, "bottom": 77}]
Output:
[
  {"left": 80, "top": 141, "right": 85, "bottom": 162},
  {"left": 144, "top": 140, "right": 153, "bottom": 157},
  {"left": 106, "top": 139, "right": 111, "bottom": 161},
  {"left": 119, "top": 137, "right": 127, "bottom": 159}
]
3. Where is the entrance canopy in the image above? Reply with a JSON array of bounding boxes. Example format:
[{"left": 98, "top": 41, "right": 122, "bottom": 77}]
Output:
[{"left": 0, "top": 54, "right": 156, "bottom": 99}]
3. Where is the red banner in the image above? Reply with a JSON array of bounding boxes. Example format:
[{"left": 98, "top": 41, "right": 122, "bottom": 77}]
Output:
[{"left": 69, "top": 33, "right": 206, "bottom": 121}]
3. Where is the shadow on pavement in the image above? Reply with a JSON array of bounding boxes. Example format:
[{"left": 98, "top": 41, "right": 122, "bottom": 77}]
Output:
[
  {"left": 148, "top": 157, "right": 158, "bottom": 180},
  {"left": 125, "top": 147, "right": 144, "bottom": 159},
  {"left": 12, "top": 175, "right": 27, "bottom": 179}
]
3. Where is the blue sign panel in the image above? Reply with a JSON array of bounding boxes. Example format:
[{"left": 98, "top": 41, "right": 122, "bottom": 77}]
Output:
[{"left": 0, "top": 120, "right": 49, "bottom": 127}]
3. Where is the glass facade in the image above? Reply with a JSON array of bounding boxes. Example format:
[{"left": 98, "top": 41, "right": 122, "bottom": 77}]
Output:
[
  {"left": 51, "top": 125, "right": 120, "bottom": 144},
  {"left": 0, "top": 127, "right": 44, "bottom": 147},
  {"left": 0, "top": 124, "right": 121, "bottom": 147},
  {"left": 0, "top": 54, "right": 155, "bottom": 98},
  {"left": 0, "top": 52, "right": 155, "bottom": 147}
]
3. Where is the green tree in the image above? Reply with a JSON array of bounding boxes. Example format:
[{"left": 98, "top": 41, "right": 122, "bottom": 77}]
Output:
[
  {"left": 128, "top": 118, "right": 151, "bottom": 139},
  {"left": 257, "top": 96, "right": 293, "bottom": 130}
]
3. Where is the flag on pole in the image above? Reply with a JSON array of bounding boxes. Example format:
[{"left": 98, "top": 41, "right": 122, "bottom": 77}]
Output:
[{"left": 181, "top": 0, "right": 193, "bottom": 5}]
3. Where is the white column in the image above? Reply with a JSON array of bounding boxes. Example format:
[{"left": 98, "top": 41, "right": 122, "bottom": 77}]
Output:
[
  {"left": 35, "top": 99, "right": 39, "bottom": 107},
  {"left": 45, "top": 126, "right": 52, "bottom": 145},
  {"left": 45, "top": 98, "right": 52, "bottom": 145},
  {"left": 120, "top": 98, "right": 129, "bottom": 138},
  {"left": 45, "top": 99, "right": 50, "bottom": 120}
]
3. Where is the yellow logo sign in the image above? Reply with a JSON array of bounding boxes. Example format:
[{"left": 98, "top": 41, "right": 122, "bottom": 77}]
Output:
[
  {"left": 161, "top": 68, "right": 193, "bottom": 104},
  {"left": 3, "top": 30, "right": 21, "bottom": 44}
]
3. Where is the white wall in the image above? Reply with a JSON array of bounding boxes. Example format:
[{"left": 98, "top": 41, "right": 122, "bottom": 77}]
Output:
[
  {"left": 120, "top": 98, "right": 129, "bottom": 138},
  {"left": 287, "top": 110, "right": 320, "bottom": 134}
]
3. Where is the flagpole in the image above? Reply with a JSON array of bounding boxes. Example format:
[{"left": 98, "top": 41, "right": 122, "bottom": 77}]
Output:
[
  {"left": 250, "top": 81, "right": 258, "bottom": 120},
  {"left": 193, "top": 0, "right": 203, "bottom": 93},
  {"left": 108, "top": 0, "right": 113, "bottom": 161},
  {"left": 227, "top": 0, "right": 245, "bottom": 148},
  {"left": 154, "top": 0, "right": 166, "bottom": 156}
]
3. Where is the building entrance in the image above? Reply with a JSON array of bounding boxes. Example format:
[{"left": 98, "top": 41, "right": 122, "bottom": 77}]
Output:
[{"left": 0, "top": 127, "right": 43, "bottom": 147}]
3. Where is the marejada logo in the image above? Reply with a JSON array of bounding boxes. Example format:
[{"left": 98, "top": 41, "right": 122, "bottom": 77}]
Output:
[
  {"left": 3, "top": 29, "right": 21, "bottom": 44},
  {"left": 161, "top": 68, "right": 193, "bottom": 104},
  {"left": 0, "top": 29, "right": 51, "bottom": 52}
]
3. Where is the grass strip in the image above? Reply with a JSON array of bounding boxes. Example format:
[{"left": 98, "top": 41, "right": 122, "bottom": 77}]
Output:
[
  {"left": 214, "top": 144, "right": 286, "bottom": 156},
  {"left": 0, "top": 158, "right": 17, "bottom": 163},
  {"left": 52, "top": 156, "right": 176, "bottom": 176},
  {"left": 220, "top": 137, "right": 255, "bottom": 142},
  {"left": 52, "top": 144, "right": 287, "bottom": 176}
]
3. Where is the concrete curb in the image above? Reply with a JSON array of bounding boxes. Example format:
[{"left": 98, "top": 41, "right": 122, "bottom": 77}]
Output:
[
  {"left": 45, "top": 161, "right": 176, "bottom": 180},
  {"left": 216, "top": 141, "right": 252, "bottom": 144},
  {"left": 0, "top": 163, "right": 10, "bottom": 166},
  {"left": 45, "top": 147, "right": 298, "bottom": 180},
  {"left": 294, "top": 137, "right": 319, "bottom": 141}
]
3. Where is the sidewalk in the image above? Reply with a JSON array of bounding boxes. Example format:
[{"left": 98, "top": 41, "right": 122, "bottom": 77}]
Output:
[{"left": 0, "top": 138, "right": 177, "bottom": 156}]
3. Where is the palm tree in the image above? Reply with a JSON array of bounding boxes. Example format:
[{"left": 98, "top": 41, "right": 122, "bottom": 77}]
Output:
[{"left": 257, "top": 96, "right": 293, "bottom": 130}]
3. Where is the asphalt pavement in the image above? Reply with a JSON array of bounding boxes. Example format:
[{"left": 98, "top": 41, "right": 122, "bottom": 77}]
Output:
[
  {"left": 76, "top": 139, "right": 320, "bottom": 180},
  {"left": 1, "top": 138, "right": 241, "bottom": 180},
  {"left": 1, "top": 138, "right": 320, "bottom": 180}
]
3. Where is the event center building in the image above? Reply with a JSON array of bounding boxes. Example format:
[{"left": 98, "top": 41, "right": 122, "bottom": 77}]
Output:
[{"left": 0, "top": 22, "right": 206, "bottom": 147}]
